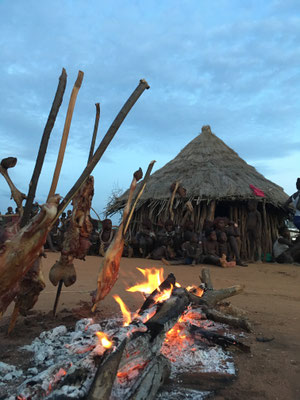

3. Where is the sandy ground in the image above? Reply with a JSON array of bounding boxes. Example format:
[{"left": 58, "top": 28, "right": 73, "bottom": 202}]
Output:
[{"left": 1, "top": 253, "right": 300, "bottom": 399}]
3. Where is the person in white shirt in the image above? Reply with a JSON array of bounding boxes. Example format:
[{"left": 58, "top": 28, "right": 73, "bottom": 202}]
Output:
[{"left": 284, "top": 178, "right": 300, "bottom": 230}]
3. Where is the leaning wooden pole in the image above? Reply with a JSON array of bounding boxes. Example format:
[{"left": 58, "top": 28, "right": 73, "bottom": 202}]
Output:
[
  {"left": 47, "top": 70, "right": 84, "bottom": 200},
  {"left": 88, "top": 103, "right": 100, "bottom": 163},
  {"left": 20, "top": 68, "right": 67, "bottom": 227},
  {"left": 57, "top": 79, "right": 150, "bottom": 218}
]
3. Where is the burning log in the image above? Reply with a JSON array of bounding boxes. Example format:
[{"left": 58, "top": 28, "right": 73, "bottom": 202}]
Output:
[
  {"left": 0, "top": 195, "right": 61, "bottom": 316},
  {"left": 121, "top": 354, "right": 171, "bottom": 400},
  {"left": 188, "top": 284, "right": 245, "bottom": 308},
  {"left": 87, "top": 338, "right": 127, "bottom": 400},
  {"left": 138, "top": 272, "right": 176, "bottom": 314},
  {"left": 88, "top": 286, "right": 189, "bottom": 400}
]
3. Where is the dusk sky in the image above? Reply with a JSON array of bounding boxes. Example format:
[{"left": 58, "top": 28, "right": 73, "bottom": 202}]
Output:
[{"left": 1, "top": 0, "right": 300, "bottom": 222}]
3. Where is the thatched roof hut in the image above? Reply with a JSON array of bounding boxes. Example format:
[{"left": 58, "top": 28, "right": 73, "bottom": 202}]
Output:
[{"left": 108, "top": 125, "right": 288, "bottom": 259}]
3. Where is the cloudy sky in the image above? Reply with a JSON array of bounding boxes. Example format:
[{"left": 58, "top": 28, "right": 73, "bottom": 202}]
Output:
[{"left": 1, "top": 0, "right": 299, "bottom": 221}]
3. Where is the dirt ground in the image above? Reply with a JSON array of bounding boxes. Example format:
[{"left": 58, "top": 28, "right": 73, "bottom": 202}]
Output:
[{"left": 1, "top": 253, "right": 299, "bottom": 400}]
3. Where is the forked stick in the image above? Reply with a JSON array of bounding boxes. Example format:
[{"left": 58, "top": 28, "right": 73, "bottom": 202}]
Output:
[
  {"left": 0, "top": 159, "right": 26, "bottom": 215},
  {"left": 47, "top": 70, "right": 84, "bottom": 200}
]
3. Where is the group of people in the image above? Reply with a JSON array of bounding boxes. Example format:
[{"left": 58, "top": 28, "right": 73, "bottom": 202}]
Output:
[
  {"left": 1, "top": 177, "right": 300, "bottom": 267},
  {"left": 93, "top": 216, "right": 249, "bottom": 267}
]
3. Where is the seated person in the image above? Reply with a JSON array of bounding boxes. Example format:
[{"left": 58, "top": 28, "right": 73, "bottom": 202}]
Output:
[
  {"left": 183, "top": 220, "right": 195, "bottom": 242},
  {"left": 214, "top": 217, "right": 247, "bottom": 267},
  {"left": 88, "top": 217, "right": 100, "bottom": 255},
  {"left": 217, "top": 230, "right": 229, "bottom": 259},
  {"left": 203, "top": 229, "right": 233, "bottom": 268},
  {"left": 132, "top": 218, "right": 155, "bottom": 258},
  {"left": 182, "top": 232, "right": 203, "bottom": 265},
  {"left": 99, "top": 218, "right": 115, "bottom": 256},
  {"left": 151, "top": 219, "right": 176, "bottom": 262},
  {"left": 273, "top": 226, "right": 294, "bottom": 264}
]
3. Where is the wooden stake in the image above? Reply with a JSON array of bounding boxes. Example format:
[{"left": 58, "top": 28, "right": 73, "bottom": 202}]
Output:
[
  {"left": 7, "top": 304, "right": 19, "bottom": 335},
  {"left": 47, "top": 70, "right": 84, "bottom": 200},
  {"left": 123, "top": 160, "right": 156, "bottom": 236},
  {"left": 20, "top": 68, "right": 67, "bottom": 227},
  {"left": 169, "top": 181, "right": 179, "bottom": 221},
  {"left": 88, "top": 103, "right": 100, "bottom": 163}
]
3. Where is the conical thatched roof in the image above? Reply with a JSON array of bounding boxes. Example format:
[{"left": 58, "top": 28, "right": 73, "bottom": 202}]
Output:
[{"left": 108, "top": 125, "right": 288, "bottom": 213}]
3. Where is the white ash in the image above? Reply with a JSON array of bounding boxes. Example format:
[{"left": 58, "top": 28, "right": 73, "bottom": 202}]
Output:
[
  {"left": 157, "top": 387, "right": 211, "bottom": 399},
  {"left": 0, "top": 361, "right": 23, "bottom": 382},
  {"left": 2, "top": 318, "right": 122, "bottom": 399},
  {"left": 1, "top": 309, "right": 242, "bottom": 399}
]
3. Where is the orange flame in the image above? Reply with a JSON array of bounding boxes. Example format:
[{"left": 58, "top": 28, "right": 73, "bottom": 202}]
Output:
[
  {"left": 153, "top": 284, "right": 173, "bottom": 303},
  {"left": 126, "top": 267, "right": 164, "bottom": 294},
  {"left": 96, "top": 331, "right": 113, "bottom": 349},
  {"left": 113, "top": 294, "right": 137, "bottom": 326}
]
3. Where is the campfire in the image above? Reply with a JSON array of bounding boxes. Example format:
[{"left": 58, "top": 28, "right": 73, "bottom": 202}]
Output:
[{"left": 1, "top": 267, "right": 250, "bottom": 400}]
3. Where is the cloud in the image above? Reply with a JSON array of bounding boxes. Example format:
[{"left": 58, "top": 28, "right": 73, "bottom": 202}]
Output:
[{"left": 0, "top": 0, "right": 300, "bottom": 214}]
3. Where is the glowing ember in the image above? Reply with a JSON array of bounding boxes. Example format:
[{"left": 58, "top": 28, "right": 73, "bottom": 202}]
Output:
[
  {"left": 95, "top": 331, "right": 113, "bottom": 348},
  {"left": 113, "top": 294, "right": 137, "bottom": 326},
  {"left": 117, "top": 361, "right": 149, "bottom": 383},
  {"left": 46, "top": 367, "right": 68, "bottom": 395},
  {"left": 186, "top": 285, "right": 204, "bottom": 297},
  {"left": 175, "top": 282, "right": 181, "bottom": 287},
  {"left": 127, "top": 267, "right": 164, "bottom": 294}
]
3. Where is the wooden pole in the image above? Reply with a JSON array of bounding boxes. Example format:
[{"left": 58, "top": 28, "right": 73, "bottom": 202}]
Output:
[
  {"left": 207, "top": 200, "right": 216, "bottom": 221},
  {"left": 169, "top": 181, "right": 179, "bottom": 221},
  {"left": 20, "top": 68, "right": 67, "bottom": 227},
  {"left": 56, "top": 79, "right": 150, "bottom": 218},
  {"left": 47, "top": 70, "right": 84, "bottom": 200},
  {"left": 123, "top": 160, "right": 156, "bottom": 236},
  {"left": 88, "top": 103, "right": 100, "bottom": 163}
]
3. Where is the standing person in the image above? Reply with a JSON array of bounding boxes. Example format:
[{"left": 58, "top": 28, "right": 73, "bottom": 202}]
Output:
[
  {"left": 285, "top": 178, "right": 300, "bottom": 230},
  {"left": 5, "top": 206, "right": 13, "bottom": 215},
  {"left": 99, "top": 219, "right": 115, "bottom": 256},
  {"left": 246, "top": 200, "right": 262, "bottom": 263}
]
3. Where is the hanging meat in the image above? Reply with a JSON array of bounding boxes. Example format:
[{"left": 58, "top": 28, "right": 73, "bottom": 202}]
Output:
[
  {"left": 49, "top": 176, "right": 94, "bottom": 287},
  {"left": 92, "top": 169, "right": 143, "bottom": 309},
  {"left": 0, "top": 194, "right": 61, "bottom": 316}
]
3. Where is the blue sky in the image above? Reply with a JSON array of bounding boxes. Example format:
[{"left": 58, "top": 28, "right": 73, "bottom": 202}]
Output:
[{"left": 1, "top": 0, "right": 299, "bottom": 221}]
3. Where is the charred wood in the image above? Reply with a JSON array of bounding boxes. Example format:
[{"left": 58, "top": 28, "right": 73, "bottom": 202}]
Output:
[
  {"left": 202, "top": 306, "right": 252, "bottom": 332},
  {"left": 122, "top": 355, "right": 171, "bottom": 400},
  {"left": 87, "top": 338, "right": 127, "bottom": 400},
  {"left": 199, "top": 267, "right": 213, "bottom": 290},
  {"left": 189, "top": 324, "right": 250, "bottom": 353},
  {"left": 187, "top": 284, "right": 245, "bottom": 308}
]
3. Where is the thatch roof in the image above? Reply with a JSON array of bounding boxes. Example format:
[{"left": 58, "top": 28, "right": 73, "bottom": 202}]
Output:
[{"left": 108, "top": 125, "right": 288, "bottom": 213}]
